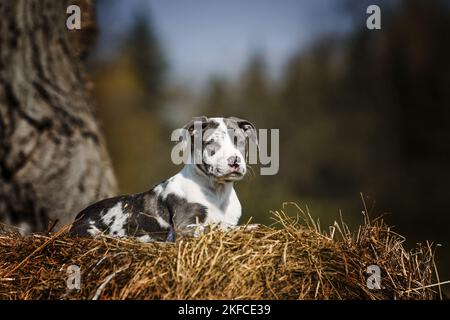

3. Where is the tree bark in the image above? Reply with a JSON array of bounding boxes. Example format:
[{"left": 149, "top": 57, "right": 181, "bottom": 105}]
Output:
[{"left": 0, "top": 0, "right": 117, "bottom": 233}]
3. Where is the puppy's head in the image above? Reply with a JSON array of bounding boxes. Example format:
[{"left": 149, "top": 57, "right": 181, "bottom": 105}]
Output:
[{"left": 182, "top": 116, "right": 257, "bottom": 182}]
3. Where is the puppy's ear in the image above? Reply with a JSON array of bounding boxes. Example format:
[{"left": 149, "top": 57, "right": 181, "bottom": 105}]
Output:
[
  {"left": 229, "top": 117, "right": 258, "bottom": 145},
  {"left": 183, "top": 116, "right": 209, "bottom": 136},
  {"left": 176, "top": 116, "right": 209, "bottom": 155}
]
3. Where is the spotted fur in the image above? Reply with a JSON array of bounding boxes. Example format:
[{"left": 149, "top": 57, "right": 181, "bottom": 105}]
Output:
[{"left": 69, "top": 117, "right": 257, "bottom": 242}]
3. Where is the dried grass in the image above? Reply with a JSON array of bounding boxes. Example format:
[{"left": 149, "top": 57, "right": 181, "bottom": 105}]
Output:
[{"left": 0, "top": 203, "right": 445, "bottom": 300}]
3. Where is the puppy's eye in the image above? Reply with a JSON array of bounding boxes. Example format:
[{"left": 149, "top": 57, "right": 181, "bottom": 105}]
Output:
[
  {"left": 205, "top": 147, "right": 215, "bottom": 157},
  {"left": 205, "top": 139, "right": 214, "bottom": 146}
]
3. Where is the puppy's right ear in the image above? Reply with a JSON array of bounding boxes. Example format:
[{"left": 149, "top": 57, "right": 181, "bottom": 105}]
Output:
[
  {"left": 182, "top": 116, "right": 208, "bottom": 137},
  {"left": 172, "top": 116, "right": 208, "bottom": 165},
  {"left": 176, "top": 116, "right": 209, "bottom": 154}
]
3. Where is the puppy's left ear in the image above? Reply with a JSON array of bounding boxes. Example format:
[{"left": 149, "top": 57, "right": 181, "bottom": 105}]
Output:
[{"left": 229, "top": 117, "right": 258, "bottom": 145}]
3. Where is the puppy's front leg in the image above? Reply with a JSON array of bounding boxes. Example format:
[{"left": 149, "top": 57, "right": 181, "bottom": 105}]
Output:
[
  {"left": 179, "top": 223, "right": 263, "bottom": 238},
  {"left": 179, "top": 223, "right": 208, "bottom": 238},
  {"left": 225, "top": 223, "right": 262, "bottom": 232},
  {"left": 179, "top": 222, "right": 237, "bottom": 237},
  {"left": 240, "top": 223, "right": 262, "bottom": 230}
]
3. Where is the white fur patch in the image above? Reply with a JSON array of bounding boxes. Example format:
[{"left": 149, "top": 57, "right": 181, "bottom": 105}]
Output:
[
  {"left": 137, "top": 235, "right": 154, "bottom": 243},
  {"left": 87, "top": 223, "right": 102, "bottom": 236},
  {"left": 153, "top": 184, "right": 164, "bottom": 195},
  {"left": 17, "top": 222, "right": 31, "bottom": 236},
  {"left": 101, "top": 202, "right": 129, "bottom": 236},
  {"left": 155, "top": 215, "right": 171, "bottom": 229}
]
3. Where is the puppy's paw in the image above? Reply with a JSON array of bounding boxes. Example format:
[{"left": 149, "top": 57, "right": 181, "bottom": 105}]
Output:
[
  {"left": 180, "top": 223, "right": 208, "bottom": 238},
  {"left": 241, "top": 223, "right": 262, "bottom": 230}
]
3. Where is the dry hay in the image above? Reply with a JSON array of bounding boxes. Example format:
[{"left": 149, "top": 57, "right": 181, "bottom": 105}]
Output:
[{"left": 0, "top": 203, "right": 445, "bottom": 300}]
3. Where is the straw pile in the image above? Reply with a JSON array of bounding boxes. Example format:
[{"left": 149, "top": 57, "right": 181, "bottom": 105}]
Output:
[{"left": 0, "top": 203, "right": 444, "bottom": 299}]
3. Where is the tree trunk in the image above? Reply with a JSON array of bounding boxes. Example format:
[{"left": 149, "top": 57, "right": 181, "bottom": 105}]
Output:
[{"left": 0, "top": 0, "right": 117, "bottom": 233}]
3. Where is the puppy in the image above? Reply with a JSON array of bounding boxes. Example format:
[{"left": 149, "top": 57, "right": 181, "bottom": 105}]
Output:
[{"left": 69, "top": 116, "right": 257, "bottom": 242}]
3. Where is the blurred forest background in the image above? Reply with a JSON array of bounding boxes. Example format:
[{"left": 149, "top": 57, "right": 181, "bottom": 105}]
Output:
[{"left": 87, "top": 0, "right": 450, "bottom": 283}]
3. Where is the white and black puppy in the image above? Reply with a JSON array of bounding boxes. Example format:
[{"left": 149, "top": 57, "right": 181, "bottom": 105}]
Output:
[{"left": 69, "top": 116, "right": 257, "bottom": 242}]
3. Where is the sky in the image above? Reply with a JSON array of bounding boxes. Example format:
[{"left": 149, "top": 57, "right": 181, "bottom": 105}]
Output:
[{"left": 94, "top": 0, "right": 355, "bottom": 87}]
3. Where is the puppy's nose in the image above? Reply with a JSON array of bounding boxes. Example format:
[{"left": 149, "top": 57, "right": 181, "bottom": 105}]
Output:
[{"left": 227, "top": 156, "right": 241, "bottom": 168}]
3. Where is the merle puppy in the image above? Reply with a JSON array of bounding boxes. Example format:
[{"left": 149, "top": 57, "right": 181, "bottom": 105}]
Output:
[{"left": 69, "top": 116, "right": 257, "bottom": 242}]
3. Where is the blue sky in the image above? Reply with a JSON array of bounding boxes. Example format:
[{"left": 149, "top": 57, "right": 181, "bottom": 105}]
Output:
[{"left": 95, "top": 0, "right": 355, "bottom": 86}]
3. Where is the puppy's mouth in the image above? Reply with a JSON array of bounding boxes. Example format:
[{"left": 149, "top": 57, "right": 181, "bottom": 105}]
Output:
[
  {"left": 216, "top": 171, "right": 244, "bottom": 182},
  {"left": 201, "top": 164, "right": 246, "bottom": 182}
]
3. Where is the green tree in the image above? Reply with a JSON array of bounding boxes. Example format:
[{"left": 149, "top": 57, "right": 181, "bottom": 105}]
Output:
[
  {"left": 237, "top": 53, "right": 275, "bottom": 127},
  {"left": 127, "top": 13, "right": 167, "bottom": 106}
]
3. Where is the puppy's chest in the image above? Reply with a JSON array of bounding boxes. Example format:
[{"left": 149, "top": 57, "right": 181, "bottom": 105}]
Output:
[
  {"left": 188, "top": 190, "right": 241, "bottom": 226},
  {"left": 164, "top": 180, "right": 241, "bottom": 226},
  {"left": 195, "top": 197, "right": 234, "bottom": 225}
]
